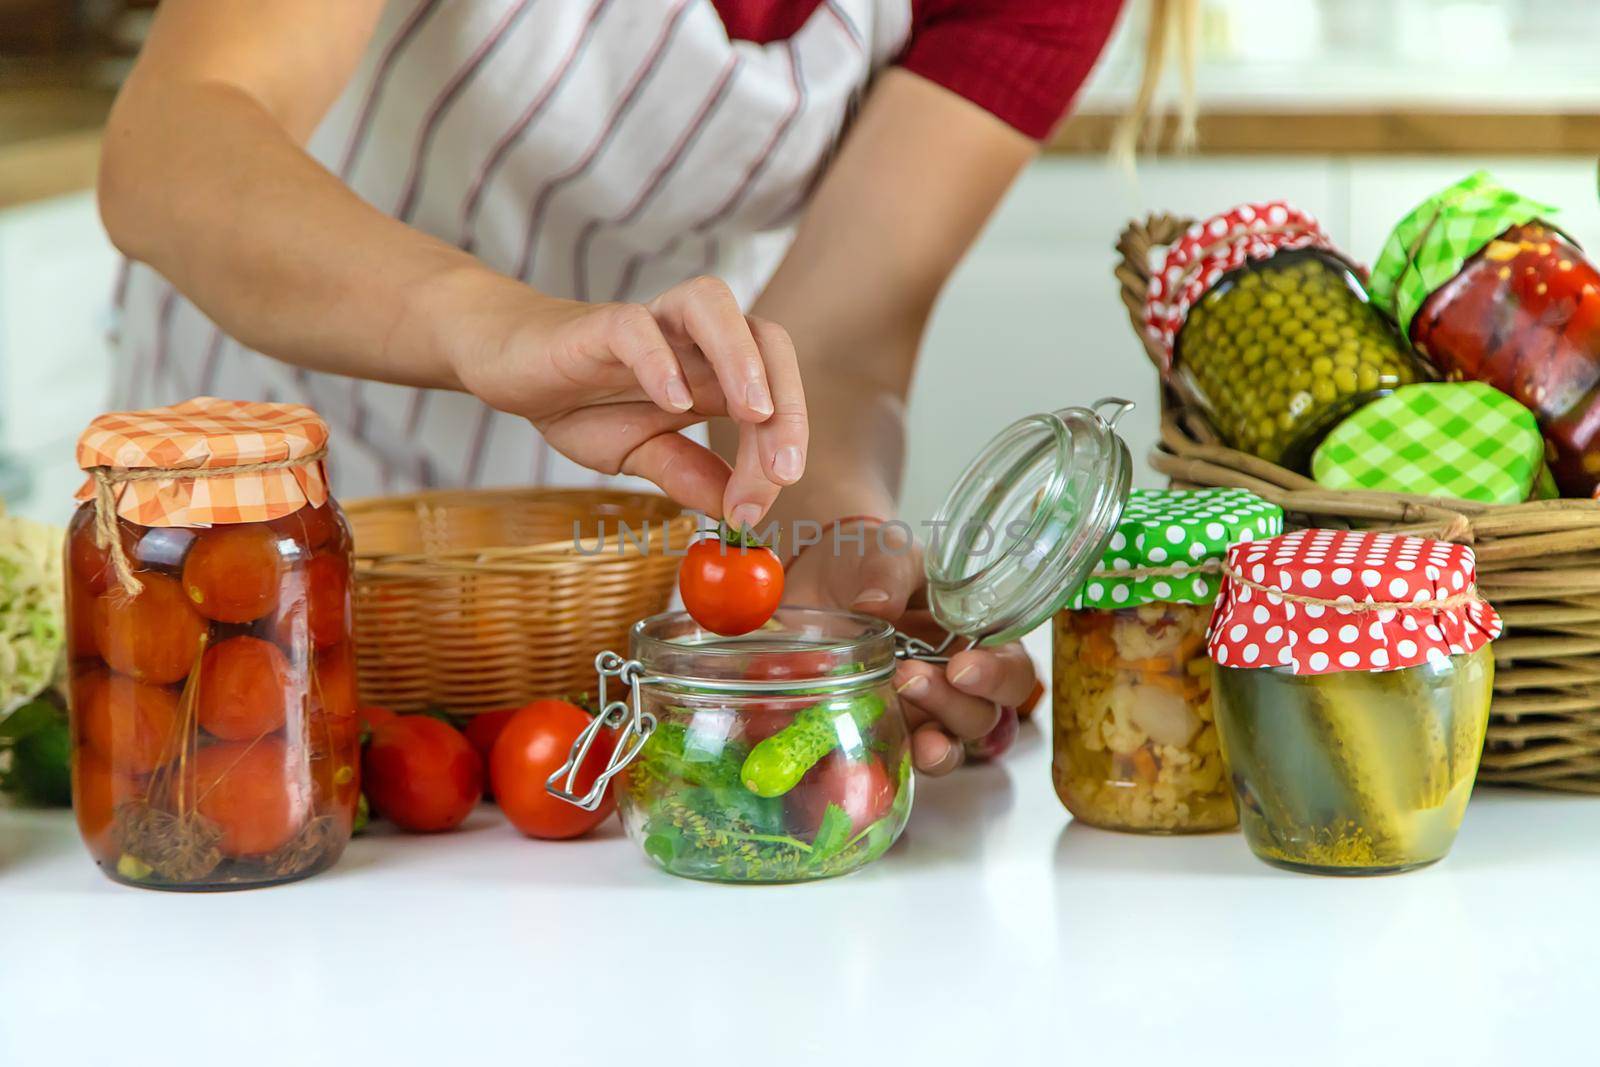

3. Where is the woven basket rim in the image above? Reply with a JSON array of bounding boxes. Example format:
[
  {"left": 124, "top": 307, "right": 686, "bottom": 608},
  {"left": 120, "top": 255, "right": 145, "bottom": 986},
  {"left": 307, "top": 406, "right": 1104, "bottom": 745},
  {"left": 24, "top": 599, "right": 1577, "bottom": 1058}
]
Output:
[{"left": 345, "top": 484, "right": 694, "bottom": 567}]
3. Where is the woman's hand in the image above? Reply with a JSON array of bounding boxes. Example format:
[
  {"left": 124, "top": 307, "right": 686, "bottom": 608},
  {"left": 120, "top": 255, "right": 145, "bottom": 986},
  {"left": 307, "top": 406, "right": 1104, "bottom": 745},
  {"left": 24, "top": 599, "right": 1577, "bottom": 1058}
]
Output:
[
  {"left": 447, "top": 272, "right": 808, "bottom": 526},
  {"left": 783, "top": 521, "right": 1039, "bottom": 776}
]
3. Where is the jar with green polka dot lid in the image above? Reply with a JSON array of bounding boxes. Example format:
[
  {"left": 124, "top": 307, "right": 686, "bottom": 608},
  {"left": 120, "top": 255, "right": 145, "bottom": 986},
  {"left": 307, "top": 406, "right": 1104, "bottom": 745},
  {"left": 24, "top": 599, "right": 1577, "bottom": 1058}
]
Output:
[
  {"left": 1144, "top": 202, "right": 1423, "bottom": 471},
  {"left": 1052, "top": 488, "right": 1284, "bottom": 834}
]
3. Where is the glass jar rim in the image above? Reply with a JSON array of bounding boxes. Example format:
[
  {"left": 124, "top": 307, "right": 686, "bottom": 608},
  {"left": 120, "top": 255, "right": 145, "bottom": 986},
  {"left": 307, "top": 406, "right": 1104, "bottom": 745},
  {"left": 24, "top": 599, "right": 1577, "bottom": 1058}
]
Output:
[{"left": 629, "top": 607, "right": 897, "bottom": 692}]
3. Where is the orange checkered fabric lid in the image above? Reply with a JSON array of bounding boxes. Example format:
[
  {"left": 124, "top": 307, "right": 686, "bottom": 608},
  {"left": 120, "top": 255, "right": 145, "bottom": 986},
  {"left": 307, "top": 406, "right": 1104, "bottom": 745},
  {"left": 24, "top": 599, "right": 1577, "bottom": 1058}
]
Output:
[{"left": 76, "top": 396, "right": 330, "bottom": 528}]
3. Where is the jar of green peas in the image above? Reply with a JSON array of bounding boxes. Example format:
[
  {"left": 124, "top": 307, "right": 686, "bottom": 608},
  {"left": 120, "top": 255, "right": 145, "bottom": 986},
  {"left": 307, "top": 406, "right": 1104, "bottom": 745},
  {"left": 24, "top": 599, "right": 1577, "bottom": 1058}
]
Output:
[{"left": 1144, "top": 202, "right": 1422, "bottom": 471}]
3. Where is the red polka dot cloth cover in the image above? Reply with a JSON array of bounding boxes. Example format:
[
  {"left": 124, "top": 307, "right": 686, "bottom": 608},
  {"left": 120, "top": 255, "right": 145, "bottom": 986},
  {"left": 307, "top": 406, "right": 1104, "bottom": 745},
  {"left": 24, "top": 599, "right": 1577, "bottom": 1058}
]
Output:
[
  {"left": 1207, "top": 529, "right": 1502, "bottom": 676},
  {"left": 1143, "top": 201, "right": 1340, "bottom": 371}
]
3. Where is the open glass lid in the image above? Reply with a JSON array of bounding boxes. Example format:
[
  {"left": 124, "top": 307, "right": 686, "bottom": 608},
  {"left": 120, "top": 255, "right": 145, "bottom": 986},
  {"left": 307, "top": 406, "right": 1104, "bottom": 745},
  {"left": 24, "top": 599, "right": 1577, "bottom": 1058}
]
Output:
[{"left": 923, "top": 398, "right": 1135, "bottom": 646}]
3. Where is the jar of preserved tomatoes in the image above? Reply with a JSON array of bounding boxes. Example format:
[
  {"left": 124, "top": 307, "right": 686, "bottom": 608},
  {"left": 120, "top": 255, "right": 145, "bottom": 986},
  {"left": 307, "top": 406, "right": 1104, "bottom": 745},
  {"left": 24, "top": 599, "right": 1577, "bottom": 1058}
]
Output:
[
  {"left": 1371, "top": 172, "right": 1600, "bottom": 497},
  {"left": 66, "top": 397, "right": 358, "bottom": 890},
  {"left": 1053, "top": 487, "right": 1282, "bottom": 833},
  {"left": 1208, "top": 529, "right": 1501, "bottom": 875},
  {"left": 552, "top": 400, "right": 1139, "bottom": 881},
  {"left": 1145, "top": 202, "right": 1421, "bottom": 470}
]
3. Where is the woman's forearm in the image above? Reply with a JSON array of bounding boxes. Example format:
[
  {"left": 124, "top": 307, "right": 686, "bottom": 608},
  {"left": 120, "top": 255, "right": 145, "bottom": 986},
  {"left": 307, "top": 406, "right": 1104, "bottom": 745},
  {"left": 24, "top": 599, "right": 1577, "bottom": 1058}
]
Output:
[{"left": 99, "top": 75, "right": 508, "bottom": 391}]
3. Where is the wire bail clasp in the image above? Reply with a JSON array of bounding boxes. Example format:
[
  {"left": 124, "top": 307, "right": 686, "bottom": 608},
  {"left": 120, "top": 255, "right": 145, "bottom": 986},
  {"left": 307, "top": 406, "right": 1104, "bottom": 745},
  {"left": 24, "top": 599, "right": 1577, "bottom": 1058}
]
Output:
[
  {"left": 545, "top": 651, "right": 658, "bottom": 811},
  {"left": 894, "top": 630, "right": 959, "bottom": 665}
]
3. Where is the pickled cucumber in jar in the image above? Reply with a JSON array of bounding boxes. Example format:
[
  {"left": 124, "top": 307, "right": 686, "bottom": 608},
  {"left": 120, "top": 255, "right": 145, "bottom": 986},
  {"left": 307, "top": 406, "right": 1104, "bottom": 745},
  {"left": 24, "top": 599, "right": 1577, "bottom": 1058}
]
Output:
[
  {"left": 1144, "top": 203, "right": 1422, "bottom": 471},
  {"left": 1207, "top": 528, "right": 1503, "bottom": 876}
]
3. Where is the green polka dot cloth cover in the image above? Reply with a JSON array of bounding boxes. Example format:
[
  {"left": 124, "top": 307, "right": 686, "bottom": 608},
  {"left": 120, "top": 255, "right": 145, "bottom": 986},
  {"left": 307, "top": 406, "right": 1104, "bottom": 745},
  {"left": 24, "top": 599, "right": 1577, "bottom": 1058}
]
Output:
[
  {"left": 1311, "top": 382, "right": 1545, "bottom": 504},
  {"left": 1070, "top": 488, "right": 1284, "bottom": 610}
]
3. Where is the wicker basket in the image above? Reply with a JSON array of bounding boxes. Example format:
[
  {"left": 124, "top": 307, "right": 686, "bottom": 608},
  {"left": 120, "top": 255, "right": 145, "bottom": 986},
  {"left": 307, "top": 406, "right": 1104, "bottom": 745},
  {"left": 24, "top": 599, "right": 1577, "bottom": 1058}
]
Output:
[
  {"left": 1118, "top": 213, "right": 1600, "bottom": 793},
  {"left": 343, "top": 487, "right": 693, "bottom": 714}
]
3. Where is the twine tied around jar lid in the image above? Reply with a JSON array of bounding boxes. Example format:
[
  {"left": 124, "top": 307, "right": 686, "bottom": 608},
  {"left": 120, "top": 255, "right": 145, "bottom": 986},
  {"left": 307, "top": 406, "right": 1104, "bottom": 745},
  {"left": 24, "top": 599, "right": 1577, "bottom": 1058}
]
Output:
[
  {"left": 1220, "top": 562, "right": 1482, "bottom": 614},
  {"left": 89, "top": 448, "right": 327, "bottom": 597}
]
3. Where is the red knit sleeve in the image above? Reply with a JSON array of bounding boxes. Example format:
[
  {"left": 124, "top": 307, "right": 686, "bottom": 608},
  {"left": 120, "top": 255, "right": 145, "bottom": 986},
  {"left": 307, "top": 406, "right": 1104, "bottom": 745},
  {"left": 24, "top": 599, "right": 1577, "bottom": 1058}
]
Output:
[{"left": 896, "top": 0, "right": 1125, "bottom": 140}]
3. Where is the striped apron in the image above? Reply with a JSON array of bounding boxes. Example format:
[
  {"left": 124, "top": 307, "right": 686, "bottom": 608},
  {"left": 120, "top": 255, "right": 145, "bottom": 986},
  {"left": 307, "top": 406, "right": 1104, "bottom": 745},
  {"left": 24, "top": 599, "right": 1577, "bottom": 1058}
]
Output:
[{"left": 115, "top": 0, "right": 911, "bottom": 498}]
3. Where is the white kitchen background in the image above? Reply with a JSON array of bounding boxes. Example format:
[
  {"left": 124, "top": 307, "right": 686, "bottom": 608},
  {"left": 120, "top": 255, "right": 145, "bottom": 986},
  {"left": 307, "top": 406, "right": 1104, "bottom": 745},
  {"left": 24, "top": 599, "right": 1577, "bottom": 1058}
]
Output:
[{"left": 3, "top": 0, "right": 1598, "bottom": 528}]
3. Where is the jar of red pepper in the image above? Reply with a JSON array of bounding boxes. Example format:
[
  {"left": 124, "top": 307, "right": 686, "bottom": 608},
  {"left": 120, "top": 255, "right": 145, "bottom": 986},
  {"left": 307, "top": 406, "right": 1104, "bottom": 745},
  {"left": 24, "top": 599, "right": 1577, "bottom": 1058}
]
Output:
[{"left": 1371, "top": 172, "right": 1600, "bottom": 498}]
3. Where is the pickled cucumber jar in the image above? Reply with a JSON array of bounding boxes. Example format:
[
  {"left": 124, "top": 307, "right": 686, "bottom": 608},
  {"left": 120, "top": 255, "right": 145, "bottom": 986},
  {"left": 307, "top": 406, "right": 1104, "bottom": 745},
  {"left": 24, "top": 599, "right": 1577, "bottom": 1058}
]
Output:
[
  {"left": 1371, "top": 172, "right": 1600, "bottom": 497},
  {"left": 66, "top": 398, "right": 358, "bottom": 890},
  {"left": 552, "top": 400, "right": 1140, "bottom": 882},
  {"left": 1053, "top": 488, "right": 1282, "bottom": 833},
  {"left": 1208, "top": 529, "right": 1502, "bottom": 875},
  {"left": 554, "top": 609, "right": 913, "bottom": 884},
  {"left": 1144, "top": 202, "right": 1421, "bottom": 470}
]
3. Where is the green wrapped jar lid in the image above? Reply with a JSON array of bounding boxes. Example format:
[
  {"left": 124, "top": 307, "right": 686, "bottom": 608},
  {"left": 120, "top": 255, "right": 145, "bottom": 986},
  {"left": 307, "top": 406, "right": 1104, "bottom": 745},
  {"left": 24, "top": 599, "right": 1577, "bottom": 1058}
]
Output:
[
  {"left": 1311, "top": 382, "right": 1544, "bottom": 504},
  {"left": 1070, "top": 488, "right": 1284, "bottom": 610},
  {"left": 1370, "top": 171, "right": 1559, "bottom": 336}
]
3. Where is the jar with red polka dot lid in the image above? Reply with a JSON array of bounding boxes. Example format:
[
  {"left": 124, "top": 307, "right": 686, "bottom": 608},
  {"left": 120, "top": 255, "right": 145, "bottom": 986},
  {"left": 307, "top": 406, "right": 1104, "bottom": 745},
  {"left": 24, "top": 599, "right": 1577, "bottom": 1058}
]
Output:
[
  {"left": 1207, "top": 528, "right": 1501, "bottom": 875},
  {"left": 1144, "top": 202, "right": 1420, "bottom": 470}
]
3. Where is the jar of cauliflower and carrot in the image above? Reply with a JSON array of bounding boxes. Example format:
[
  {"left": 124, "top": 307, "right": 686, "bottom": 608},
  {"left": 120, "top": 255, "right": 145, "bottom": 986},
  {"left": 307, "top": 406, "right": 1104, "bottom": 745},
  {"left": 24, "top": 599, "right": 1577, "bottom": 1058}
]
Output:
[{"left": 1051, "top": 488, "right": 1283, "bottom": 833}]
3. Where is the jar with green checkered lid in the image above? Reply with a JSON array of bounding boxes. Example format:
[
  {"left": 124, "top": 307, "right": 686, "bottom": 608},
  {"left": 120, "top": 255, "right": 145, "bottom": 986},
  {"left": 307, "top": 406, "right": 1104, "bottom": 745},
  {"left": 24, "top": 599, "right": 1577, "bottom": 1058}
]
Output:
[
  {"left": 1144, "top": 203, "right": 1422, "bottom": 471},
  {"left": 1370, "top": 171, "right": 1600, "bottom": 498},
  {"left": 1052, "top": 488, "right": 1283, "bottom": 834},
  {"left": 1312, "top": 382, "right": 1551, "bottom": 504}
]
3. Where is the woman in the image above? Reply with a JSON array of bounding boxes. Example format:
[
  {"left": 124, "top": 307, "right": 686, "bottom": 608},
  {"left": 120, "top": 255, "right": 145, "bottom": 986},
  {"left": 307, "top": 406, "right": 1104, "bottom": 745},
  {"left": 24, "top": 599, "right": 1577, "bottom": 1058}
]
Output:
[{"left": 99, "top": 0, "right": 1126, "bottom": 775}]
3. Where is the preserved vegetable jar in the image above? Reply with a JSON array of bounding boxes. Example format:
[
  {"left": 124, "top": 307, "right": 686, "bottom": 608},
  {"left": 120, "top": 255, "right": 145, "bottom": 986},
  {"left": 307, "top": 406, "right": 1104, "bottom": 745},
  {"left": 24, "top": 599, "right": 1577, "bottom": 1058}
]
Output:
[
  {"left": 552, "top": 400, "right": 1139, "bottom": 881},
  {"left": 1145, "top": 202, "right": 1420, "bottom": 469},
  {"left": 1208, "top": 529, "right": 1501, "bottom": 875},
  {"left": 66, "top": 397, "right": 358, "bottom": 890},
  {"left": 1371, "top": 172, "right": 1600, "bottom": 497},
  {"left": 569, "top": 609, "right": 913, "bottom": 883},
  {"left": 1053, "top": 487, "right": 1282, "bottom": 833}
]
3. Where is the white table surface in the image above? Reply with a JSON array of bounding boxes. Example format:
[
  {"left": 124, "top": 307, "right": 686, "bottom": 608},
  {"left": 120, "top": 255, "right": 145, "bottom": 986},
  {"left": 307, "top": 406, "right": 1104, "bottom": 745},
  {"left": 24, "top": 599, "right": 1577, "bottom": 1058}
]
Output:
[{"left": 4, "top": 630, "right": 1600, "bottom": 1066}]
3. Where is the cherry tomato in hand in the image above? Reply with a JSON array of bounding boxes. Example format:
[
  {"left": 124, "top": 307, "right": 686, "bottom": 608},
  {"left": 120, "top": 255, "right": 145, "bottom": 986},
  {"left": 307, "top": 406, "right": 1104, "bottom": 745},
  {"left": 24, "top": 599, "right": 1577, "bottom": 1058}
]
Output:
[
  {"left": 786, "top": 752, "right": 895, "bottom": 837},
  {"left": 363, "top": 716, "right": 483, "bottom": 832},
  {"left": 490, "top": 699, "right": 614, "bottom": 840},
  {"left": 679, "top": 534, "right": 783, "bottom": 637}
]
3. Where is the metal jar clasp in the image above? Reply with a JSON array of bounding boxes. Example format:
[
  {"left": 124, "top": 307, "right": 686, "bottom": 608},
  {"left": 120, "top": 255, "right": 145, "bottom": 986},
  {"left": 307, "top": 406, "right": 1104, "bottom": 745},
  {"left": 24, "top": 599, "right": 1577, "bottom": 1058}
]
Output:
[{"left": 545, "top": 651, "right": 658, "bottom": 811}]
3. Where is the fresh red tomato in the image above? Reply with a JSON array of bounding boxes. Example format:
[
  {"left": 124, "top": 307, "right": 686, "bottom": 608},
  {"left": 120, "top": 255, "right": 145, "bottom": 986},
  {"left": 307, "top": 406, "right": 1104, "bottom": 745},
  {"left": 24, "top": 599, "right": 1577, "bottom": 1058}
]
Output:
[
  {"left": 357, "top": 705, "right": 397, "bottom": 732},
  {"left": 490, "top": 699, "right": 614, "bottom": 839},
  {"left": 786, "top": 752, "right": 895, "bottom": 837},
  {"left": 679, "top": 536, "right": 783, "bottom": 637},
  {"left": 363, "top": 715, "right": 483, "bottom": 832},
  {"left": 965, "top": 704, "right": 1020, "bottom": 763},
  {"left": 462, "top": 708, "right": 518, "bottom": 766}
]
